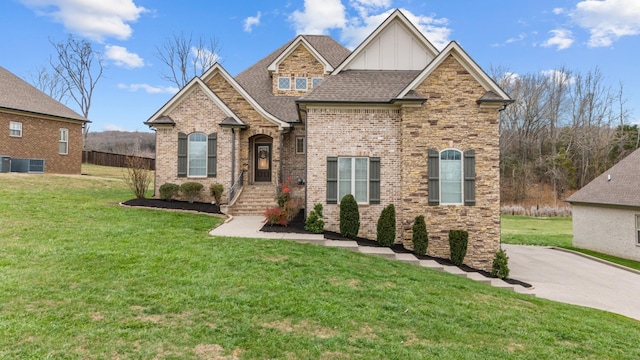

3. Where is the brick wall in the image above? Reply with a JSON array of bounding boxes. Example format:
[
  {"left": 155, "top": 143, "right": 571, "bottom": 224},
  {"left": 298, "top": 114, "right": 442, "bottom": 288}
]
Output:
[
  {"left": 0, "top": 111, "right": 83, "bottom": 174},
  {"left": 400, "top": 55, "right": 501, "bottom": 271}
]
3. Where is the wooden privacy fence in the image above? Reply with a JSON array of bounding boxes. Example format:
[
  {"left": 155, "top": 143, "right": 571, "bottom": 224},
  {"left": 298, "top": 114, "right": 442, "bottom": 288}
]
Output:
[{"left": 83, "top": 150, "right": 155, "bottom": 170}]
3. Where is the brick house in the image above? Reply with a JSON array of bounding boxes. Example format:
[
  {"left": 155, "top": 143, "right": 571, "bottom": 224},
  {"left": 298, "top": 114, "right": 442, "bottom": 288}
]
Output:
[
  {"left": 146, "top": 10, "right": 512, "bottom": 270},
  {"left": 0, "top": 66, "right": 87, "bottom": 174}
]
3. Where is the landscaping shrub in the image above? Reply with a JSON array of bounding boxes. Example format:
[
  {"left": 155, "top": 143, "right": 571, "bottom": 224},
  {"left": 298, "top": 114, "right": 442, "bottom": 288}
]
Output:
[
  {"left": 305, "top": 203, "right": 325, "bottom": 234},
  {"left": 159, "top": 183, "right": 179, "bottom": 201},
  {"left": 123, "top": 155, "right": 152, "bottom": 199},
  {"left": 491, "top": 248, "right": 510, "bottom": 279},
  {"left": 339, "top": 194, "right": 360, "bottom": 239},
  {"left": 412, "top": 215, "right": 428, "bottom": 256},
  {"left": 449, "top": 230, "right": 469, "bottom": 266},
  {"left": 180, "top": 182, "right": 203, "bottom": 203},
  {"left": 264, "top": 206, "right": 288, "bottom": 226},
  {"left": 376, "top": 204, "right": 396, "bottom": 247},
  {"left": 210, "top": 183, "right": 224, "bottom": 204}
]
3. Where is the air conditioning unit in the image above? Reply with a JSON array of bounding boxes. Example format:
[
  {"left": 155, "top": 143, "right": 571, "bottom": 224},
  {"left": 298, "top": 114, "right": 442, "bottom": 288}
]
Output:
[
  {"left": 0, "top": 156, "right": 10, "bottom": 173},
  {"left": 10, "top": 158, "right": 45, "bottom": 173}
]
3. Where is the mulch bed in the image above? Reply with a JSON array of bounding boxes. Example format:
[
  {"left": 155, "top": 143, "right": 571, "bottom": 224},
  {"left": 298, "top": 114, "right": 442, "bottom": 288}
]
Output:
[
  {"left": 125, "top": 202, "right": 529, "bottom": 287},
  {"left": 121, "top": 198, "right": 223, "bottom": 214}
]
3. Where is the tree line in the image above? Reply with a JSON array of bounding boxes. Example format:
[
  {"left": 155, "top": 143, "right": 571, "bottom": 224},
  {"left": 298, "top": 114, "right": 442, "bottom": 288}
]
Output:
[{"left": 493, "top": 66, "right": 639, "bottom": 206}]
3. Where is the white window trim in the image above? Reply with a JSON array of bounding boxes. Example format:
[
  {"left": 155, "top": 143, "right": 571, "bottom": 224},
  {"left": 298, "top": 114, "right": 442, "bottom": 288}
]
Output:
[
  {"left": 439, "top": 148, "right": 463, "bottom": 205},
  {"left": 312, "top": 77, "right": 323, "bottom": 88},
  {"left": 338, "top": 157, "right": 369, "bottom": 204},
  {"left": 296, "top": 136, "right": 305, "bottom": 154},
  {"left": 295, "top": 77, "right": 308, "bottom": 90},
  {"left": 278, "top": 77, "right": 291, "bottom": 90},
  {"left": 59, "top": 128, "right": 69, "bottom": 155},
  {"left": 10, "top": 121, "right": 22, "bottom": 137},
  {"left": 187, "top": 132, "right": 207, "bottom": 178}
]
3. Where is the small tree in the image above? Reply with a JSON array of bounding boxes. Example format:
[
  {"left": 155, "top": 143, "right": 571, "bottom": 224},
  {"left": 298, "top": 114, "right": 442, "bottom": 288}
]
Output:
[
  {"left": 123, "top": 156, "right": 152, "bottom": 199},
  {"left": 412, "top": 215, "right": 428, "bottom": 256},
  {"left": 159, "top": 183, "right": 179, "bottom": 201},
  {"left": 210, "top": 183, "right": 224, "bottom": 204},
  {"left": 491, "top": 248, "right": 510, "bottom": 279},
  {"left": 449, "top": 230, "right": 469, "bottom": 266},
  {"left": 339, "top": 194, "right": 360, "bottom": 239},
  {"left": 180, "top": 182, "right": 203, "bottom": 203},
  {"left": 305, "top": 203, "right": 325, "bottom": 234},
  {"left": 376, "top": 204, "right": 396, "bottom": 247}
]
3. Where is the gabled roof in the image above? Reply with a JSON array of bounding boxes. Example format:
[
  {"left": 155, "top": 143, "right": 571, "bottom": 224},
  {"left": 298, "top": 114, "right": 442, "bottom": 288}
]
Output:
[
  {"left": 566, "top": 148, "right": 640, "bottom": 208},
  {"left": 298, "top": 70, "right": 421, "bottom": 103},
  {"left": 234, "top": 35, "right": 350, "bottom": 122},
  {"left": 332, "top": 9, "right": 439, "bottom": 74},
  {"left": 0, "top": 65, "right": 87, "bottom": 122},
  {"left": 145, "top": 76, "right": 244, "bottom": 127},
  {"left": 201, "top": 63, "right": 291, "bottom": 129},
  {"left": 267, "top": 36, "right": 336, "bottom": 74},
  {"left": 398, "top": 41, "right": 512, "bottom": 103}
]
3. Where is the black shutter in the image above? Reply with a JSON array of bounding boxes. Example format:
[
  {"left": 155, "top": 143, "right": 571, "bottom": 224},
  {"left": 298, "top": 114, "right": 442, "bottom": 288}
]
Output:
[
  {"left": 178, "top": 132, "right": 187, "bottom": 177},
  {"left": 327, "top": 157, "right": 338, "bottom": 204},
  {"left": 369, "top": 157, "right": 380, "bottom": 204},
  {"left": 428, "top": 148, "right": 440, "bottom": 205},
  {"left": 207, "top": 133, "right": 217, "bottom": 177},
  {"left": 464, "top": 150, "right": 476, "bottom": 206}
]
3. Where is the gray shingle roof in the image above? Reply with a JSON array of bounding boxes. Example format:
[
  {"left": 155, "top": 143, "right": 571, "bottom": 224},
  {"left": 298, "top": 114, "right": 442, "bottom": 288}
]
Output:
[
  {"left": 0, "top": 65, "right": 86, "bottom": 122},
  {"left": 234, "top": 35, "right": 350, "bottom": 122},
  {"left": 566, "top": 148, "right": 640, "bottom": 207},
  {"left": 298, "top": 70, "right": 422, "bottom": 103}
]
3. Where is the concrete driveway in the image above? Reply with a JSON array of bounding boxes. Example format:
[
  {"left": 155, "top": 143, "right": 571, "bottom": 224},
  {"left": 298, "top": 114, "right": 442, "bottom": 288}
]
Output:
[{"left": 503, "top": 244, "right": 640, "bottom": 321}]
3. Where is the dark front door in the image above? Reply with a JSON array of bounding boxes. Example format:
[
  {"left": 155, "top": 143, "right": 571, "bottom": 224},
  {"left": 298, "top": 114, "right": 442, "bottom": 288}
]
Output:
[{"left": 255, "top": 143, "right": 272, "bottom": 182}]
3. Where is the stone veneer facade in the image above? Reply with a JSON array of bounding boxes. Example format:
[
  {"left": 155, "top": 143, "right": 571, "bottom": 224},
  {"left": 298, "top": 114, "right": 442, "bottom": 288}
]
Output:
[
  {"left": 273, "top": 44, "right": 325, "bottom": 97},
  {"left": 0, "top": 111, "right": 83, "bottom": 174}
]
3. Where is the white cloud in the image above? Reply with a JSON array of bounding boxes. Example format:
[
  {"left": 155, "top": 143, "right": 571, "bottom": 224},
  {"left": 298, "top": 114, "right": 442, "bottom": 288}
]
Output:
[
  {"left": 104, "top": 45, "right": 144, "bottom": 68},
  {"left": 191, "top": 46, "right": 221, "bottom": 72},
  {"left": 492, "top": 33, "right": 527, "bottom": 47},
  {"left": 20, "top": 0, "right": 147, "bottom": 42},
  {"left": 117, "top": 83, "right": 178, "bottom": 94},
  {"left": 542, "top": 29, "right": 574, "bottom": 50},
  {"left": 244, "top": 11, "right": 261, "bottom": 32},
  {"left": 552, "top": 8, "right": 564, "bottom": 15},
  {"left": 103, "top": 123, "right": 125, "bottom": 131},
  {"left": 541, "top": 69, "right": 575, "bottom": 85},
  {"left": 290, "top": 0, "right": 347, "bottom": 34},
  {"left": 570, "top": 0, "right": 640, "bottom": 47}
]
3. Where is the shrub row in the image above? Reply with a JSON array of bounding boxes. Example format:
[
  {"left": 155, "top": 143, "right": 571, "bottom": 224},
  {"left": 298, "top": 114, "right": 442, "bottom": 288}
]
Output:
[{"left": 158, "top": 182, "right": 224, "bottom": 204}]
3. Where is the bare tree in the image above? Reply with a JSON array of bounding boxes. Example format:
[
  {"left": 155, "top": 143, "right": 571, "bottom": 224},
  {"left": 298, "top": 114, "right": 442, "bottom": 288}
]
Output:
[
  {"left": 50, "top": 35, "right": 104, "bottom": 148},
  {"left": 29, "top": 65, "right": 69, "bottom": 102},
  {"left": 155, "top": 32, "right": 222, "bottom": 89}
]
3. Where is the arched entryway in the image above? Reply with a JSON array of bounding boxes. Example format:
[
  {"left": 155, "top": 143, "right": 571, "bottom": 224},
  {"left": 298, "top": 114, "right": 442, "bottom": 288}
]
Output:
[{"left": 251, "top": 135, "right": 273, "bottom": 183}]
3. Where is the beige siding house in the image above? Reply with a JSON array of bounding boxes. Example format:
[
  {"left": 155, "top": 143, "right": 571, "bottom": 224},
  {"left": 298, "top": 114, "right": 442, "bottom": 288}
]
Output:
[
  {"left": 0, "top": 66, "right": 87, "bottom": 174},
  {"left": 146, "top": 10, "right": 512, "bottom": 270},
  {"left": 566, "top": 148, "right": 640, "bottom": 261}
]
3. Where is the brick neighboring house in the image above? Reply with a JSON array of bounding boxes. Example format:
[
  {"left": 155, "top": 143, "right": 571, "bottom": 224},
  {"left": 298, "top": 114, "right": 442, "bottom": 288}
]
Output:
[
  {"left": 0, "top": 66, "right": 88, "bottom": 174},
  {"left": 566, "top": 148, "right": 640, "bottom": 261},
  {"left": 146, "top": 10, "right": 513, "bottom": 270}
]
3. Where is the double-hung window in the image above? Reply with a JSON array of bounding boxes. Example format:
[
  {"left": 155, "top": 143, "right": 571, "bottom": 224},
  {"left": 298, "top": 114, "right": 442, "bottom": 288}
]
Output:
[
  {"left": 296, "top": 136, "right": 305, "bottom": 154},
  {"left": 10, "top": 121, "right": 22, "bottom": 137},
  {"left": 327, "top": 157, "right": 380, "bottom": 204},
  {"left": 59, "top": 128, "right": 69, "bottom": 155},
  {"left": 440, "top": 149, "right": 462, "bottom": 204},
  {"left": 428, "top": 148, "right": 475, "bottom": 206},
  {"left": 177, "top": 132, "right": 217, "bottom": 178},
  {"left": 636, "top": 215, "right": 640, "bottom": 246}
]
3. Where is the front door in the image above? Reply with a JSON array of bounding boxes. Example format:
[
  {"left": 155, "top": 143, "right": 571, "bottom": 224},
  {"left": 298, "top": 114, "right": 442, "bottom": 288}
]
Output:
[{"left": 255, "top": 143, "right": 271, "bottom": 182}]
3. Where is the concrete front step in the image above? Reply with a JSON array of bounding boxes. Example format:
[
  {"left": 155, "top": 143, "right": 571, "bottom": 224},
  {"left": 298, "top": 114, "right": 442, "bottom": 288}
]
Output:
[{"left": 358, "top": 246, "right": 396, "bottom": 260}]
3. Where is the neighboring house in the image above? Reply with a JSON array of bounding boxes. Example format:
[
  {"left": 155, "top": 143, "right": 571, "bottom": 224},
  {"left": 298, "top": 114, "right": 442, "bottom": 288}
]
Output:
[
  {"left": 0, "top": 66, "right": 87, "bottom": 174},
  {"left": 146, "top": 10, "right": 512, "bottom": 270},
  {"left": 566, "top": 148, "right": 640, "bottom": 261}
]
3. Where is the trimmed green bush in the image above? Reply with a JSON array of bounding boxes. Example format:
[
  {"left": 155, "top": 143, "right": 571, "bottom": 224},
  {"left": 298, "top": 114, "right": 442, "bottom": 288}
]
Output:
[
  {"left": 305, "top": 203, "right": 325, "bottom": 234},
  {"left": 159, "top": 183, "right": 179, "bottom": 201},
  {"left": 210, "top": 183, "right": 224, "bottom": 204},
  {"left": 449, "top": 230, "right": 469, "bottom": 266},
  {"left": 376, "top": 204, "right": 396, "bottom": 247},
  {"left": 339, "top": 194, "right": 360, "bottom": 239},
  {"left": 180, "top": 182, "right": 203, "bottom": 203},
  {"left": 412, "top": 215, "right": 428, "bottom": 256},
  {"left": 491, "top": 248, "right": 510, "bottom": 279}
]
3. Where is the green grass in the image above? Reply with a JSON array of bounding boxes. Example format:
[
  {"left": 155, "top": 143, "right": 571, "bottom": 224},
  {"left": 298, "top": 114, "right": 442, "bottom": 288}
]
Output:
[
  {"left": 501, "top": 215, "right": 640, "bottom": 271},
  {"left": 2, "top": 168, "right": 640, "bottom": 359}
]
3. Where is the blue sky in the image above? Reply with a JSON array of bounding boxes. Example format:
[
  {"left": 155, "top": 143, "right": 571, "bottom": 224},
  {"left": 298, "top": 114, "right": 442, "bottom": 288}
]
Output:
[{"left": 1, "top": 0, "right": 639, "bottom": 132}]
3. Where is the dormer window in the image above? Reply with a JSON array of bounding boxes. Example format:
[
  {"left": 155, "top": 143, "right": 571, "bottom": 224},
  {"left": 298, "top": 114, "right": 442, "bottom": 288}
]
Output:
[
  {"left": 278, "top": 77, "right": 291, "bottom": 90},
  {"left": 312, "top": 77, "right": 323, "bottom": 88},
  {"left": 295, "top": 77, "right": 308, "bottom": 91}
]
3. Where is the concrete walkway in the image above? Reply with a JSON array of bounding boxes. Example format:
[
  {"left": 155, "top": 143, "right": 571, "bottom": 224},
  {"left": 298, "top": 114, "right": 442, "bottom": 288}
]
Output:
[
  {"left": 210, "top": 216, "right": 534, "bottom": 296},
  {"left": 503, "top": 244, "right": 640, "bottom": 321}
]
